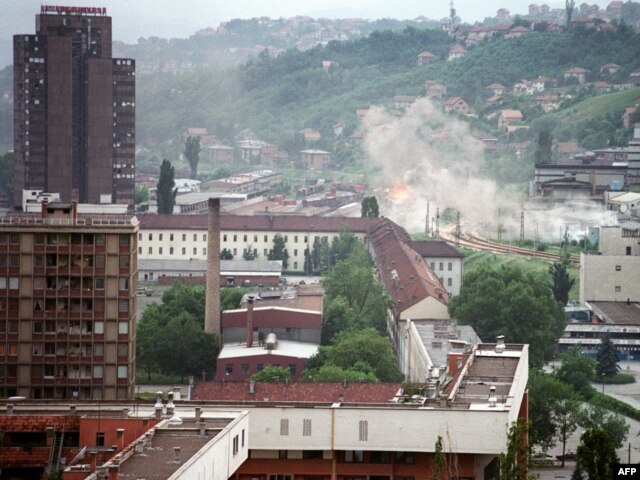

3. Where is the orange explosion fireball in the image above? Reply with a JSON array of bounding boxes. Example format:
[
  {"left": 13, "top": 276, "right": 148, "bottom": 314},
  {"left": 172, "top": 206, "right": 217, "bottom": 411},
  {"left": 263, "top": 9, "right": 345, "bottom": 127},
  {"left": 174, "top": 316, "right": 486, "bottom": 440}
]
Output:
[{"left": 386, "top": 183, "right": 414, "bottom": 203}]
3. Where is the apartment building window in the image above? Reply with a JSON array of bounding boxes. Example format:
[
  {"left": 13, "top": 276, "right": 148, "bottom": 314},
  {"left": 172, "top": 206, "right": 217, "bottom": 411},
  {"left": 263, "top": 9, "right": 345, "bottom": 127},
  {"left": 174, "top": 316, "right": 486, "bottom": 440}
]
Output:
[
  {"left": 182, "top": 234, "right": 186, "bottom": 241},
  {"left": 241, "top": 363, "right": 249, "bottom": 375},
  {"left": 203, "top": 234, "right": 207, "bottom": 242},
  {"left": 94, "top": 278, "right": 105, "bottom": 290},
  {"left": 264, "top": 249, "right": 268, "bottom": 256},
  {"left": 439, "top": 262, "right": 444, "bottom": 271},
  {"left": 159, "top": 233, "right": 163, "bottom": 241},
  {"left": 430, "top": 262, "right": 435, "bottom": 270},
  {"left": 243, "top": 235, "right": 248, "bottom": 242},
  {"left": 342, "top": 451, "right": 364, "bottom": 463},
  {"left": 203, "top": 248, "right": 207, "bottom": 255},
  {"left": 93, "top": 366, "right": 103, "bottom": 378},
  {"left": 95, "top": 234, "right": 105, "bottom": 246},
  {"left": 138, "top": 233, "right": 142, "bottom": 241},
  {"left": 253, "top": 235, "right": 257, "bottom": 242},
  {"left": 615, "top": 286, "right": 622, "bottom": 292},
  {"left": 148, "top": 247, "right": 152, "bottom": 254},
  {"left": 303, "top": 418, "right": 311, "bottom": 436},
  {"left": 616, "top": 265, "right": 622, "bottom": 271},
  {"left": 182, "top": 247, "right": 186, "bottom": 255},
  {"left": 94, "top": 322, "right": 104, "bottom": 335},
  {"left": 193, "top": 247, "right": 197, "bottom": 255},
  {"left": 138, "top": 247, "right": 142, "bottom": 254},
  {"left": 119, "top": 278, "right": 129, "bottom": 290},
  {"left": 280, "top": 419, "right": 289, "bottom": 436},
  {"left": 233, "top": 235, "right": 237, "bottom": 242},
  {"left": 193, "top": 234, "right": 197, "bottom": 241},
  {"left": 294, "top": 249, "right": 298, "bottom": 256},
  {"left": 170, "top": 247, "right": 174, "bottom": 255},
  {"left": 223, "top": 234, "right": 227, "bottom": 242},
  {"left": 148, "top": 233, "right": 152, "bottom": 241},
  {"left": 294, "top": 235, "right": 298, "bottom": 242},
  {"left": 264, "top": 235, "right": 268, "bottom": 242},
  {"left": 370, "top": 451, "right": 390, "bottom": 463},
  {"left": 395, "top": 451, "right": 415, "bottom": 465},
  {"left": 225, "top": 364, "right": 233, "bottom": 376},
  {"left": 304, "top": 236, "right": 308, "bottom": 243},
  {"left": 170, "top": 234, "right": 174, "bottom": 241},
  {"left": 358, "top": 420, "right": 368, "bottom": 441},
  {"left": 448, "top": 278, "right": 453, "bottom": 287},
  {"left": 117, "top": 365, "right": 128, "bottom": 379},
  {"left": 627, "top": 247, "right": 632, "bottom": 255},
  {"left": 118, "top": 321, "right": 129, "bottom": 334},
  {"left": 159, "top": 247, "right": 163, "bottom": 255},
  {"left": 284, "top": 235, "right": 288, "bottom": 242},
  {"left": 117, "top": 343, "right": 129, "bottom": 356},
  {"left": 294, "top": 262, "right": 298, "bottom": 269},
  {"left": 448, "top": 262, "right": 453, "bottom": 271},
  {"left": 233, "top": 248, "right": 237, "bottom": 256},
  {"left": 118, "top": 299, "right": 129, "bottom": 313}
]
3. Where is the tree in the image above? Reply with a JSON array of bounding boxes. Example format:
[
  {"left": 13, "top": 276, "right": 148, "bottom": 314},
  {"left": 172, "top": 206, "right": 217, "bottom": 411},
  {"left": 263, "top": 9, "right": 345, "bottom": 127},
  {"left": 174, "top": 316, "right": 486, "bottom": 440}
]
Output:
[
  {"left": 499, "top": 420, "right": 530, "bottom": 480},
  {"left": 572, "top": 429, "right": 618, "bottom": 480},
  {"left": 579, "top": 405, "right": 629, "bottom": 449},
  {"left": 157, "top": 159, "right": 177, "bottom": 214},
  {"left": 243, "top": 244, "right": 257, "bottom": 260},
  {"left": 321, "top": 296, "right": 358, "bottom": 345},
  {"left": 303, "top": 247, "right": 313, "bottom": 275},
  {"left": 534, "top": 130, "right": 553, "bottom": 165},
  {"left": 566, "top": 0, "right": 576, "bottom": 29},
  {"left": 528, "top": 369, "right": 577, "bottom": 451},
  {"left": 0, "top": 151, "right": 14, "bottom": 203},
  {"left": 221, "top": 287, "right": 246, "bottom": 311},
  {"left": 134, "top": 186, "right": 149, "bottom": 205},
  {"left": 268, "top": 233, "right": 289, "bottom": 269},
  {"left": 184, "top": 136, "right": 201, "bottom": 179},
  {"left": 554, "top": 399, "right": 583, "bottom": 467},
  {"left": 307, "top": 328, "right": 403, "bottom": 382},
  {"left": 554, "top": 347, "right": 596, "bottom": 398},
  {"left": 361, "top": 196, "right": 380, "bottom": 218},
  {"left": 220, "top": 248, "right": 234, "bottom": 260},
  {"left": 448, "top": 265, "right": 566, "bottom": 367},
  {"left": 596, "top": 335, "right": 620, "bottom": 378},
  {"left": 301, "top": 364, "right": 377, "bottom": 382},
  {"left": 549, "top": 261, "right": 575, "bottom": 306},
  {"left": 251, "top": 365, "right": 292, "bottom": 382}
]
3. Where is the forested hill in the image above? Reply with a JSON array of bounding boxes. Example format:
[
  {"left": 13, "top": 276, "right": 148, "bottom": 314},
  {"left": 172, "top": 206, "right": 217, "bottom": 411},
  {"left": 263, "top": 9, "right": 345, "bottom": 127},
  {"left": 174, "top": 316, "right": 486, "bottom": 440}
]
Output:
[{"left": 137, "top": 24, "right": 640, "bottom": 153}]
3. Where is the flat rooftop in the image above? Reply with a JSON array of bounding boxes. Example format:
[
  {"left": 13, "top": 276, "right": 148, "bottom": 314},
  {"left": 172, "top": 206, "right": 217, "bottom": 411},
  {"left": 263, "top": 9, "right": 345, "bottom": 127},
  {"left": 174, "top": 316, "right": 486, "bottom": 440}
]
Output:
[
  {"left": 589, "top": 301, "right": 640, "bottom": 325},
  {"left": 218, "top": 340, "right": 319, "bottom": 360}
]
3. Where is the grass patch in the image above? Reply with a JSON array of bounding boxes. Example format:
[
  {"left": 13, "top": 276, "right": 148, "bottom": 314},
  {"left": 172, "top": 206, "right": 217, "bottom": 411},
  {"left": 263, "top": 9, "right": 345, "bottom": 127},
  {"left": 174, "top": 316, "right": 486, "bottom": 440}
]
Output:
[
  {"left": 589, "top": 391, "right": 640, "bottom": 422},
  {"left": 601, "top": 373, "right": 635, "bottom": 384}
]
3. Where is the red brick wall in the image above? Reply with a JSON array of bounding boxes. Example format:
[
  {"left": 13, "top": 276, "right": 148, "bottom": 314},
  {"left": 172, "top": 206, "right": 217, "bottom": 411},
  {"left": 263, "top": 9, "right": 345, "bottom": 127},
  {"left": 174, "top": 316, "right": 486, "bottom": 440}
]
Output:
[{"left": 78, "top": 417, "right": 157, "bottom": 449}]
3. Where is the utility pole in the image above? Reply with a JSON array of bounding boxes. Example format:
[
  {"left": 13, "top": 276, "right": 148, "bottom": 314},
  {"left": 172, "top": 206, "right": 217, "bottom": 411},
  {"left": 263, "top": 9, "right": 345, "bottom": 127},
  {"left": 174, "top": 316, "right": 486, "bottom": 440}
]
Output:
[
  {"left": 455, "top": 211, "right": 460, "bottom": 247},
  {"left": 435, "top": 208, "right": 440, "bottom": 238},
  {"left": 425, "top": 201, "right": 430, "bottom": 237},
  {"left": 520, "top": 211, "right": 525, "bottom": 242}
]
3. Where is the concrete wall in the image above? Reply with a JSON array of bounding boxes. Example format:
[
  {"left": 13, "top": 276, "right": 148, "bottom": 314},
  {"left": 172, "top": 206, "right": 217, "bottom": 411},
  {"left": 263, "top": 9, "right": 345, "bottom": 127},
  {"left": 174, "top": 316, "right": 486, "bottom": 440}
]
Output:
[
  {"left": 399, "top": 297, "right": 450, "bottom": 321},
  {"left": 580, "top": 253, "right": 640, "bottom": 302},
  {"left": 424, "top": 257, "right": 463, "bottom": 296}
]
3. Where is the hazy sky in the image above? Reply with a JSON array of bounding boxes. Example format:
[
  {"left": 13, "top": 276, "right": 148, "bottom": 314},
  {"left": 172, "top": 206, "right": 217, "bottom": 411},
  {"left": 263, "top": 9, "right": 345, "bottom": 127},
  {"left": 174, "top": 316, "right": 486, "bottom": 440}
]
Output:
[{"left": 0, "top": 0, "right": 613, "bottom": 66}]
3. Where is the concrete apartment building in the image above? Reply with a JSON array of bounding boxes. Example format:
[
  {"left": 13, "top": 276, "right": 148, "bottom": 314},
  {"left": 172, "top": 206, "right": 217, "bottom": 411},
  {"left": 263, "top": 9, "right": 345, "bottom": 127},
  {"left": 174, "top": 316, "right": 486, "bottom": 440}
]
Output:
[
  {"left": 13, "top": 6, "right": 135, "bottom": 209},
  {"left": 1, "top": 341, "right": 528, "bottom": 480},
  {"left": 409, "top": 240, "right": 464, "bottom": 296},
  {"left": 0, "top": 204, "right": 138, "bottom": 400}
]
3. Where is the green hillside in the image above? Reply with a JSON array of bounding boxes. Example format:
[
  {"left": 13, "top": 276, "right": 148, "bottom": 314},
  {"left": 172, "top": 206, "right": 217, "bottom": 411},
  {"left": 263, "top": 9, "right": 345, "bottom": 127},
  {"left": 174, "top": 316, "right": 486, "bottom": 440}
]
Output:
[{"left": 137, "top": 24, "right": 640, "bottom": 158}]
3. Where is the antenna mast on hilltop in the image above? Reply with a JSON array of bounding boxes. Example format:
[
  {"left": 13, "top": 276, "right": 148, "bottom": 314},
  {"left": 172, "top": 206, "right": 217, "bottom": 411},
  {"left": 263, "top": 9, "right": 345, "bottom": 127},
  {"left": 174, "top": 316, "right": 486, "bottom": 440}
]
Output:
[{"left": 450, "top": 0, "right": 456, "bottom": 25}]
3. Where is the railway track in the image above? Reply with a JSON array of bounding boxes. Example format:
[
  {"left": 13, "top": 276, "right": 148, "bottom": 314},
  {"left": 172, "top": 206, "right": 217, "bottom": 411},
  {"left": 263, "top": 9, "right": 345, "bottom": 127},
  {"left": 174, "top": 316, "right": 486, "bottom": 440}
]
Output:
[{"left": 439, "top": 229, "right": 580, "bottom": 265}]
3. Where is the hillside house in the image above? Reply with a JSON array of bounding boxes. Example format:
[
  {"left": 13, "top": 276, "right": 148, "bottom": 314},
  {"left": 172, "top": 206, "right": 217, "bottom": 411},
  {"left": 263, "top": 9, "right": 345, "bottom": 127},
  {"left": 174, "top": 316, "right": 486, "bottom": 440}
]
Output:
[
  {"left": 447, "top": 44, "right": 467, "bottom": 61},
  {"left": 513, "top": 79, "right": 535, "bottom": 96},
  {"left": 206, "top": 144, "right": 235, "bottom": 164},
  {"left": 564, "top": 67, "right": 590, "bottom": 84},
  {"left": 498, "top": 109, "right": 524, "bottom": 129},
  {"left": 299, "top": 128, "right": 321, "bottom": 141},
  {"left": 486, "top": 95, "right": 503, "bottom": 106},
  {"left": 425, "top": 81, "right": 448, "bottom": 101},
  {"left": 487, "top": 83, "right": 506, "bottom": 96},
  {"left": 601, "top": 63, "right": 620, "bottom": 74},
  {"left": 301, "top": 149, "right": 332, "bottom": 170},
  {"left": 444, "top": 96, "right": 474, "bottom": 115},
  {"left": 417, "top": 50, "right": 436, "bottom": 65},
  {"left": 630, "top": 72, "right": 640, "bottom": 86},
  {"left": 505, "top": 25, "right": 532, "bottom": 39},
  {"left": 394, "top": 95, "right": 418, "bottom": 109}
]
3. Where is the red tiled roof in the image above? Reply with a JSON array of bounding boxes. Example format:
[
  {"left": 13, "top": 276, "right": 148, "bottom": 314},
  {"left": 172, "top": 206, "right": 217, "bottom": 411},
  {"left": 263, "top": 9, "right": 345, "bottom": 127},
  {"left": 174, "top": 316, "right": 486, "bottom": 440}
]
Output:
[
  {"left": 409, "top": 240, "right": 464, "bottom": 258},
  {"left": 138, "top": 214, "right": 380, "bottom": 233},
  {"left": 192, "top": 381, "right": 402, "bottom": 403},
  {"left": 369, "top": 219, "right": 449, "bottom": 315}
]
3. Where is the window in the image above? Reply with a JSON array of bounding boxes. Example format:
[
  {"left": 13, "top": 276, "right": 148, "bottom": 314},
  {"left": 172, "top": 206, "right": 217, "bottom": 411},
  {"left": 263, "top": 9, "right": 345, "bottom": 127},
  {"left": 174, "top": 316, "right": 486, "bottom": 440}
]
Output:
[
  {"left": 303, "top": 451, "right": 323, "bottom": 459},
  {"left": 233, "top": 435, "right": 239, "bottom": 455},
  {"left": 369, "top": 451, "right": 390, "bottom": 463},
  {"left": 280, "top": 418, "right": 289, "bottom": 436},
  {"left": 342, "top": 451, "right": 364, "bottom": 463},
  {"left": 170, "top": 247, "right": 174, "bottom": 255},
  {"left": 395, "top": 452, "right": 415, "bottom": 465},
  {"left": 243, "top": 235, "right": 248, "bottom": 242},
  {"left": 118, "top": 299, "right": 129, "bottom": 313},
  {"left": 269, "top": 475, "right": 291, "bottom": 480},
  {"left": 194, "top": 234, "right": 198, "bottom": 242},
  {"left": 148, "top": 247, "right": 152, "bottom": 254},
  {"left": 278, "top": 451, "right": 288, "bottom": 460},
  {"left": 138, "top": 247, "right": 142, "bottom": 254},
  {"left": 117, "top": 365, "right": 128, "bottom": 379},
  {"left": 225, "top": 364, "right": 233, "bottom": 376},
  {"left": 264, "top": 249, "right": 268, "bottom": 256},
  {"left": 615, "top": 286, "right": 622, "bottom": 292},
  {"left": 148, "top": 233, "right": 152, "bottom": 241},
  {"left": 241, "top": 363, "right": 249, "bottom": 375},
  {"left": 448, "top": 262, "right": 453, "bottom": 271},
  {"left": 94, "top": 343, "right": 104, "bottom": 356},
  {"left": 264, "top": 235, "right": 268, "bottom": 242},
  {"left": 294, "top": 262, "right": 298, "bottom": 269},
  {"left": 223, "top": 234, "right": 227, "bottom": 242},
  {"left": 439, "top": 262, "right": 444, "bottom": 271},
  {"left": 358, "top": 420, "right": 368, "bottom": 441},
  {"left": 303, "top": 418, "right": 311, "bottom": 436},
  {"left": 182, "top": 234, "right": 186, "bottom": 241},
  {"left": 203, "top": 234, "right": 207, "bottom": 242},
  {"left": 94, "top": 322, "right": 104, "bottom": 335},
  {"left": 120, "top": 235, "right": 130, "bottom": 246},
  {"left": 96, "top": 432, "right": 105, "bottom": 447},
  {"left": 193, "top": 247, "right": 197, "bottom": 255},
  {"left": 294, "top": 235, "right": 298, "bottom": 242},
  {"left": 616, "top": 265, "right": 622, "bottom": 271},
  {"left": 118, "top": 278, "right": 129, "bottom": 290},
  {"left": 284, "top": 235, "right": 288, "bottom": 242},
  {"left": 159, "top": 233, "right": 163, "bottom": 241},
  {"left": 159, "top": 247, "right": 163, "bottom": 255},
  {"left": 203, "top": 248, "right": 207, "bottom": 255},
  {"left": 170, "top": 234, "right": 174, "bottom": 241},
  {"left": 117, "top": 343, "right": 128, "bottom": 356},
  {"left": 95, "top": 255, "right": 105, "bottom": 268},
  {"left": 182, "top": 247, "right": 186, "bottom": 255},
  {"left": 233, "top": 235, "right": 237, "bottom": 242},
  {"left": 289, "top": 364, "right": 297, "bottom": 376},
  {"left": 9, "top": 277, "right": 19, "bottom": 289},
  {"left": 626, "top": 246, "right": 632, "bottom": 255},
  {"left": 95, "top": 277, "right": 105, "bottom": 290},
  {"left": 253, "top": 235, "right": 257, "bottom": 242},
  {"left": 93, "top": 365, "right": 103, "bottom": 378},
  {"left": 447, "top": 278, "right": 452, "bottom": 287},
  {"left": 118, "top": 321, "right": 129, "bottom": 334},
  {"left": 304, "top": 236, "right": 308, "bottom": 243},
  {"left": 294, "top": 249, "right": 298, "bottom": 256},
  {"left": 242, "top": 429, "right": 245, "bottom": 447},
  {"left": 430, "top": 262, "right": 435, "bottom": 270},
  {"left": 233, "top": 248, "right": 237, "bottom": 255}
]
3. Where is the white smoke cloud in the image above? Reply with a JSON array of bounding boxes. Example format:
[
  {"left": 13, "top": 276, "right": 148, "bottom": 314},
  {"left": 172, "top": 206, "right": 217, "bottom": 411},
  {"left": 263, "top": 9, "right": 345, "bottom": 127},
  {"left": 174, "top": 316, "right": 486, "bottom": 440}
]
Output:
[{"left": 361, "top": 97, "right": 617, "bottom": 242}]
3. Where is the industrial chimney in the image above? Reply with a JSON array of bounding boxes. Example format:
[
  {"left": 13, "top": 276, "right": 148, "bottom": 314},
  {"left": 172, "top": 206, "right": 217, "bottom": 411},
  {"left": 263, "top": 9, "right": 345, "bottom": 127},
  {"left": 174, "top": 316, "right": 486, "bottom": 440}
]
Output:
[
  {"left": 246, "top": 297, "right": 254, "bottom": 348},
  {"left": 205, "top": 198, "right": 221, "bottom": 335}
]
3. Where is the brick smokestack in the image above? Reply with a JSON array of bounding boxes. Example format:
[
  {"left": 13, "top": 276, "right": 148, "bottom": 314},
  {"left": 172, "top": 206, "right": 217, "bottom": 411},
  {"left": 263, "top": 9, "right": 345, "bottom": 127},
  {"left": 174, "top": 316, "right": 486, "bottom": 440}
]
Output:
[
  {"left": 205, "top": 198, "right": 221, "bottom": 335},
  {"left": 246, "top": 297, "right": 254, "bottom": 348}
]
